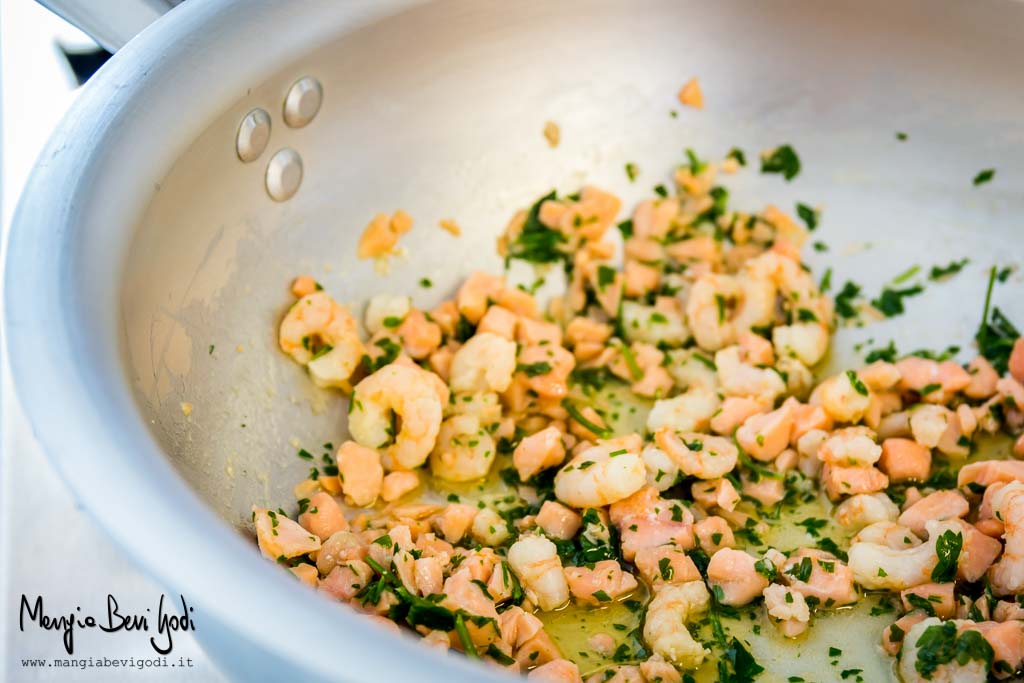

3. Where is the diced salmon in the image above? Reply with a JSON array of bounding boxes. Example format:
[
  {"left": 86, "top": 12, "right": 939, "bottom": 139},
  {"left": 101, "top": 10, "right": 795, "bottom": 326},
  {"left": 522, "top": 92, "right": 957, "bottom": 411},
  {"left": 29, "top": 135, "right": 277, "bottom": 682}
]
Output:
[
  {"left": 528, "top": 659, "right": 582, "bottom": 683},
  {"left": 289, "top": 563, "right": 319, "bottom": 588},
  {"left": 290, "top": 275, "right": 319, "bottom": 298},
  {"left": 965, "top": 356, "right": 1000, "bottom": 399},
  {"left": 1010, "top": 338, "right": 1024, "bottom": 384},
  {"left": 881, "top": 613, "right": 926, "bottom": 655},
  {"left": 536, "top": 501, "right": 582, "bottom": 541},
  {"left": 690, "top": 478, "right": 740, "bottom": 512},
  {"left": 477, "top": 305, "right": 518, "bottom": 340},
  {"left": 953, "top": 520, "right": 1003, "bottom": 583},
  {"left": 298, "top": 491, "right": 348, "bottom": 541},
  {"left": 878, "top": 438, "right": 931, "bottom": 483},
  {"left": 254, "top": 506, "right": 321, "bottom": 559},
  {"left": 781, "top": 549, "right": 857, "bottom": 606},
  {"left": 319, "top": 561, "right": 371, "bottom": 601},
  {"left": 633, "top": 546, "right": 701, "bottom": 588},
  {"left": 564, "top": 560, "right": 639, "bottom": 606},
  {"left": 336, "top": 441, "right": 384, "bottom": 507},
  {"left": 381, "top": 471, "right": 420, "bottom": 502},
  {"left": 695, "top": 516, "right": 735, "bottom": 554},
  {"left": 435, "top": 503, "right": 478, "bottom": 543},
  {"left": 707, "top": 548, "right": 769, "bottom": 606},
  {"left": 514, "top": 426, "right": 566, "bottom": 481},
  {"left": 820, "top": 464, "right": 889, "bottom": 501},
  {"left": 901, "top": 582, "right": 956, "bottom": 619},
  {"left": 788, "top": 400, "right": 834, "bottom": 444},
  {"left": 736, "top": 404, "right": 793, "bottom": 461}
]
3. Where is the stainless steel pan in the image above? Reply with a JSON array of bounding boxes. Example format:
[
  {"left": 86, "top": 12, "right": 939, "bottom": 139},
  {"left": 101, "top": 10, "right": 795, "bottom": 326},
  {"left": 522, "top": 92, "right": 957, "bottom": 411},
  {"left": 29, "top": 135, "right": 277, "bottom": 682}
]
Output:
[{"left": 6, "top": 1, "right": 1024, "bottom": 680}]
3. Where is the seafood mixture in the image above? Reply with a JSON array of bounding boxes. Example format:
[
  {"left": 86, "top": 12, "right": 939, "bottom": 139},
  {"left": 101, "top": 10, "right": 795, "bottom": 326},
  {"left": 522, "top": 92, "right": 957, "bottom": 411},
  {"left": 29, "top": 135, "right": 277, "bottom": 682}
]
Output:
[{"left": 252, "top": 146, "right": 1024, "bottom": 682}]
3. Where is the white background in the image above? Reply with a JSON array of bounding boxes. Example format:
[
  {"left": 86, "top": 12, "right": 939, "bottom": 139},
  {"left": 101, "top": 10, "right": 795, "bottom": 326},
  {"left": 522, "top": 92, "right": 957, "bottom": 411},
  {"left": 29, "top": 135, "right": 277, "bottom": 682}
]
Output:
[{"left": 1, "top": 1, "right": 223, "bottom": 680}]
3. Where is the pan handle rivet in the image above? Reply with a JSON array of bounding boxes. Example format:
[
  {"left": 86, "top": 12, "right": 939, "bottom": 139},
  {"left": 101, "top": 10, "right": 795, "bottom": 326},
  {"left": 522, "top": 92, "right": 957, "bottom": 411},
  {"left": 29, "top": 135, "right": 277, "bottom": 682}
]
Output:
[
  {"left": 283, "top": 76, "right": 323, "bottom": 128},
  {"left": 265, "top": 148, "right": 303, "bottom": 202},
  {"left": 236, "top": 108, "right": 271, "bottom": 162}
]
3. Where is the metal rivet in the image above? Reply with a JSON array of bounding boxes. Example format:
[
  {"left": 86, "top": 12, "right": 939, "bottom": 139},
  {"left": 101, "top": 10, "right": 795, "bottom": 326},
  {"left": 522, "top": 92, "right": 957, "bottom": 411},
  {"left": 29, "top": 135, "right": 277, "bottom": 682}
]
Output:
[
  {"left": 265, "top": 148, "right": 303, "bottom": 202},
  {"left": 236, "top": 108, "right": 271, "bottom": 162},
  {"left": 283, "top": 76, "right": 323, "bottom": 128}
]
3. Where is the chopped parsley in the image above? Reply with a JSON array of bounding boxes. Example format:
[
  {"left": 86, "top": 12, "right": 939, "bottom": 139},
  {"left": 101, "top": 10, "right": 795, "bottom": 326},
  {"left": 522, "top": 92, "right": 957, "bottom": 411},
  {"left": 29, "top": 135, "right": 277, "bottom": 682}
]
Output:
[
  {"left": 796, "top": 202, "right": 819, "bottom": 231},
  {"left": 846, "top": 370, "right": 869, "bottom": 396},
  {"left": 929, "top": 259, "right": 969, "bottom": 281},
  {"left": 912, "top": 621, "right": 993, "bottom": 679},
  {"left": 871, "top": 284, "right": 924, "bottom": 317},
  {"left": 625, "top": 162, "right": 639, "bottom": 182},
  {"left": 506, "top": 190, "right": 566, "bottom": 266},
  {"left": 930, "top": 529, "right": 963, "bottom": 583},
  {"left": 517, "top": 361, "right": 552, "bottom": 377},
  {"left": 975, "top": 265, "right": 1021, "bottom": 373},
  {"left": 973, "top": 168, "right": 995, "bottom": 186},
  {"left": 760, "top": 144, "right": 801, "bottom": 181},
  {"left": 726, "top": 147, "right": 747, "bottom": 166},
  {"left": 834, "top": 281, "right": 862, "bottom": 318}
]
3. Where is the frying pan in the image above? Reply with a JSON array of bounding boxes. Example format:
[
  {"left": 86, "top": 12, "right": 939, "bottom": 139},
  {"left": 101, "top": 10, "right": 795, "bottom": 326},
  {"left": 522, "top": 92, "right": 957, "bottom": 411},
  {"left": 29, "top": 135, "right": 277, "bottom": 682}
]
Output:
[{"left": 6, "top": 1, "right": 1024, "bottom": 680}]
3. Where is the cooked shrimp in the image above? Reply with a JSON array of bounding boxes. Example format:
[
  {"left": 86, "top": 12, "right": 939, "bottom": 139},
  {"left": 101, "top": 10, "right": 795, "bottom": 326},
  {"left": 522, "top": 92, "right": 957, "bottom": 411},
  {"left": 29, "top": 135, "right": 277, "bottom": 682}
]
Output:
[
  {"left": 642, "top": 581, "right": 711, "bottom": 669},
  {"left": 349, "top": 364, "right": 444, "bottom": 470},
  {"left": 449, "top": 332, "right": 518, "bottom": 393},
  {"left": 817, "top": 426, "right": 882, "bottom": 466},
  {"left": 279, "top": 291, "right": 365, "bottom": 389},
  {"left": 554, "top": 439, "right": 647, "bottom": 508},
  {"left": 515, "top": 426, "right": 567, "bottom": 481},
  {"left": 772, "top": 322, "right": 829, "bottom": 367},
  {"left": 564, "top": 560, "right": 638, "bottom": 606},
  {"left": 610, "top": 487, "right": 695, "bottom": 561},
  {"left": 898, "top": 618, "right": 990, "bottom": 683},
  {"left": 646, "top": 389, "right": 721, "bottom": 434},
  {"left": 909, "top": 404, "right": 950, "bottom": 449},
  {"left": 685, "top": 273, "right": 775, "bottom": 352},
  {"left": 835, "top": 492, "right": 899, "bottom": 530},
  {"left": 814, "top": 371, "right": 871, "bottom": 424},
  {"left": 508, "top": 535, "right": 570, "bottom": 611},
  {"left": 989, "top": 481, "right": 1024, "bottom": 596},
  {"left": 898, "top": 490, "right": 969, "bottom": 538},
  {"left": 707, "top": 548, "right": 770, "bottom": 606},
  {"left": 642, "top": 445, "right": 681, "bottom": 492},
  {"left": 654, "top": 428, "right": 739, "bottom": 480},
  {"left": 849, "top": 519, "right": 959, "bottom": 590},
  {"left": 762, "top": 584, "right": 810, "bottom": 638},
  {"left": 429, "top": 414, "right": 496, "bottom": 482},
  {"left": 854, "top": 521, "right": 923, "bottom": 549},
  {"left": 958, "top": 460, "right": 1024, "bottom": 489},
  {"left": 714, "top": 345, "right": 786, "bottom": 406}
]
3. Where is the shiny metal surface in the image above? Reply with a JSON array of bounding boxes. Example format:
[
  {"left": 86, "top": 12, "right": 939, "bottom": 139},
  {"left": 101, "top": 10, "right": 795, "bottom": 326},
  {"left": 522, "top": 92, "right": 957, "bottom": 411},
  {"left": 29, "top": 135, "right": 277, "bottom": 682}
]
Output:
[
  {"left": 235, "top": 107, "right": 271, "bottom": 163},
  {"left": 283, "top": 76, "right": 323, "bottom": 129},
  {"left": 6, "top": 0, "right": 1024, "bottom": 680},
  {"left": 265, "top": 147, "right": 303, "bottom": 201}
]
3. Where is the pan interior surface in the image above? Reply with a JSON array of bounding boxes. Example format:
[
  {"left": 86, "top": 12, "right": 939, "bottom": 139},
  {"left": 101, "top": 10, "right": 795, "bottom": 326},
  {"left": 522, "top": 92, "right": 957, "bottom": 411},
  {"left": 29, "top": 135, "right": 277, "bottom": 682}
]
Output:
[{"left": 115, "top": 0, "right": 1024, "bottom": 679}]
